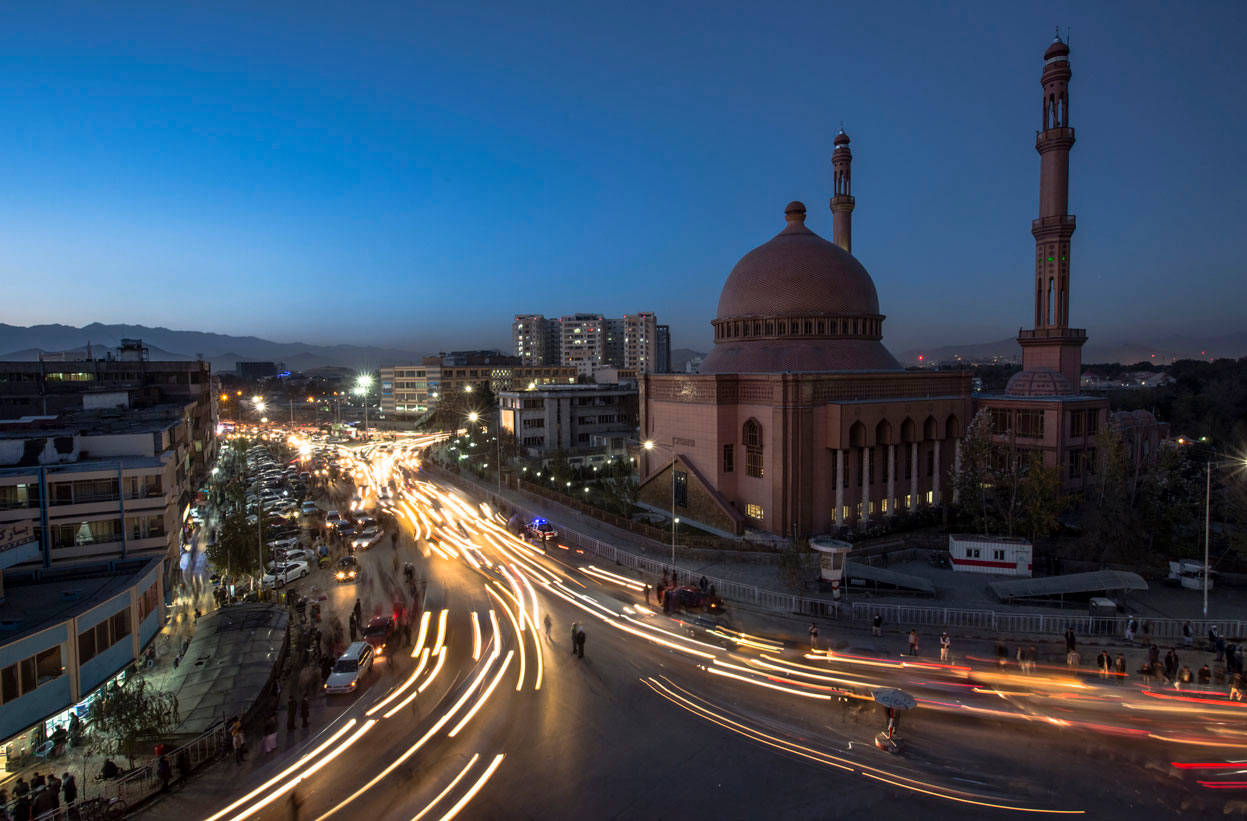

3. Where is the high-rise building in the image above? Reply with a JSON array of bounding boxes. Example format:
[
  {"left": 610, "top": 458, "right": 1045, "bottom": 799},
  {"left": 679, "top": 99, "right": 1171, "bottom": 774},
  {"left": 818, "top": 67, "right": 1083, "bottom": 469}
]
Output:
[
  {"left": 622, "top": 312, "right": 657, "bottom": 372},
  {"left": 513, "top": 315, "right": 553, "bottom": 366},
  {"left": 559, "top": 313, "right": 606, "bottom": 376},
  {"left": 655, "top": 325, "right": 671, "bottom": 373},
  {"left": 512, "top": 311, "right": 661, "bottom": 376}
]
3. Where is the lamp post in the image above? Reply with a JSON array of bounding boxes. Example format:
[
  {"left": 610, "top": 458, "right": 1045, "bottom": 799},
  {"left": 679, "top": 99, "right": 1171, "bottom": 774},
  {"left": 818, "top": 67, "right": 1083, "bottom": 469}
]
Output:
[
  {"left": 644, "top": 439, "right": 679, "bottom": 570},
  {"left": 1177, "top": 436, "right": 1247, "bottom": 618},
  {"left": 355, "top": 374, "right": 374, "bottom": 437}
]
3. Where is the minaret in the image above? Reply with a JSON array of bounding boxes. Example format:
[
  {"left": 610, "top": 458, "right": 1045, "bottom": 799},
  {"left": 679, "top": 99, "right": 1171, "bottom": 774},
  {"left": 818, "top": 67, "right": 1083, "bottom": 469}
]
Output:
[
  {"left": 1018, "top": 32, "right": 1085, "bottom": 392},
  {"left": 830, "top": 129, "right": 854, "bottom": 253}
]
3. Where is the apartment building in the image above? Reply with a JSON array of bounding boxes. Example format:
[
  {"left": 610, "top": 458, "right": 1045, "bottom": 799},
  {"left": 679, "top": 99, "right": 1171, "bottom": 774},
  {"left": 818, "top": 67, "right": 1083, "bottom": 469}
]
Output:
[
  {"left": 381, "top": 352, "right": 576, "bottom": 416},
  {"left": 656, "top": 325, "right": 672, "bottom": 373},
  {"left": 512, "top": 312, "right": 661, "bottom": 375},
  {"left": 499, "top": 383, "right": 638, "bottom": 460}
]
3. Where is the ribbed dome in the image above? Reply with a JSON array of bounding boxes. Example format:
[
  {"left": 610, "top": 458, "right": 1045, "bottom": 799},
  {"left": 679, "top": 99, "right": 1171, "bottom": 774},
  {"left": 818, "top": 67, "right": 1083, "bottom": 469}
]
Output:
[
  {"left": 714, "top": 203, "right": 880, "bottom": 320},
  {"left": 1044, "top": 37, "right": 1069, "bottom": 61},
  {"left": 1006, "top": 368, "right": 1075, "bottom": 397}
]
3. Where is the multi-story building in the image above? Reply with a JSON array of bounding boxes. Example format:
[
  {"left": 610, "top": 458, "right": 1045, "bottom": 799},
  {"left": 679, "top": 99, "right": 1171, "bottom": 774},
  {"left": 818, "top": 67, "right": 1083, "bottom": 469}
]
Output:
[
  {"left": 0, "top": 404, "right": 196, "bottom": 571},
  {"left": 499, "top": 384, "right": 638, "bottom": 462},
  {"left": 381, "top": 353, "right": 576, "bottom": 416},
  {"left": 512, "top": 312, "right": 663, "bottom": 375},
  {"left": 656, "top": 325, "right": 672, "bottom": 373}
]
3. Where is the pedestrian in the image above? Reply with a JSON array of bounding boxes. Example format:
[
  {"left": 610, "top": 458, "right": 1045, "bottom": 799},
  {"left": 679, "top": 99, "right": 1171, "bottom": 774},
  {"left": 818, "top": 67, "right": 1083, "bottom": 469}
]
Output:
[
  {"left": 301, "top": 698, "right": 310, "bottom": 728},
  {"left": 907, "top": 629, "right": 919, "bottom": 657},
  {"left": 699, "top": 576, "right": 709, "bottom": 592},
  {"left": 995, "top": 641, "right": 1007, "bottom": 668},
  {"left": 872, "top": 614, "right": 883, "bottom": 637},
  {"left": 1027, "top": 646, "right": 1038, "bottom": 673},
  {"left": 30, "top": 773, "right": 44, "bottom": 790},
  {"left": 1178, "top": 666, "right": 1193, "bottom": 690},
  {"left": 1148, "top": 643, "right": 1160, "bottom": 671},
  {"left": 176, "top": 748, "right": 192, "bottom": 781},
  {"left": 1163, "top": 648, "right": 1177, "bottom": 683},
  {"left": 570, "top": 621, "right": 579, "bottom": 653},
  {"left": 575, "top": 627, "right": 586, "bottom": 658},
  {"left": 1114, "top": 653, "right": 1127, "bottom": 681},
  {"left": 13, "top": 778, "right": 28, "bottom": 798},
  {"left": 1216, "top": 633, "right": 1227, "bottom": 663},
  {"left": 939, "top": 632, "right": 950, "bottom": 662},
  {"left": 1125, "top": 617, "right": 1136, "bottom": 643},
  {"left": 62, "top": 772, "right": 77, "bottom": 806},
  {"left": 1097, "top": 650, "right": 1110, "bottom": 679},
  {"left": 349, "top": 614, "right": 358, "bottom": 643},
  {"left": 1066, "top": 648, "right": 1080, "bottom": 669},
  {"left": 232, "top": 722, "right": 247, "bottom": 763},
  {"left": 1231, "top": 673, "right": 1244, "bottom": 702},
  {"left": 544, "top": 614, "right": 552, "bottom": 639},
  {"left": 157, "top": 754, "right": 172, "bottom": 792},
  {"left": 1064, "top": 627, "right": 1076, "bottom": 654},
  {"left": 263, "top": 715, "right": 278, "bottom": 753},
  {"left": 1183, "top": 620, "right": 1194, "bottom": 648},
  {"left": 353, "top": 598, "right": 362, "bottom": 625},
  {"left": 1198, "top": 664, "right": 1212, "bottom": 685},
  {"left": 286, "top": 694, "right": 297, "bottom": 731},
  {"left": 809, "top": 623, "right": 820, "bottom": 651}
]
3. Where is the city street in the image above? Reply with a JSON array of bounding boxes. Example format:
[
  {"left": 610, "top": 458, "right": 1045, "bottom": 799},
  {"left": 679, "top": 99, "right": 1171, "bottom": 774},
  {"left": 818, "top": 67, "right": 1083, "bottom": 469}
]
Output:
[{"left": 153, "top": 434, "right": 1239, "bottom": 821}]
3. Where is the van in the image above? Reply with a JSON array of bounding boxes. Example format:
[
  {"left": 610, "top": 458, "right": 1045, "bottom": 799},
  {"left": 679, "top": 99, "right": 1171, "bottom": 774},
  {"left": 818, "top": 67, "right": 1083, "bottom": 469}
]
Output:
[{"left": 324, "top": 642, "right": 373, "bottom": 695}]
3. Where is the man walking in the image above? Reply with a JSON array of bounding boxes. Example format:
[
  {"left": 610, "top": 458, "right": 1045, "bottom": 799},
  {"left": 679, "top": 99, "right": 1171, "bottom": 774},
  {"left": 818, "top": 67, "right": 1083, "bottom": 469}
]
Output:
[
  {"left": 544, "top": 614, "right": 552, "bottom": 639},
  {"left": 1064, "top": 626, "right": 1076, "bottom": 656},
  {"left": 809, "top": 623, "right": 820, "bottom": 651},
  {"left": 570, "top": 622, "right": 579, "bottom": 655},
  {"left": 939, "top": 632, "right": 951, "bottom": 662},
  {"left": 872, "top": 614, "right": 883, "bottom": 637},
  {"left": 907, "top": 629, "right": 919, "bottom": 657},
  {"left": 575, "top": 626, "right": 586, "bottom": 659}
]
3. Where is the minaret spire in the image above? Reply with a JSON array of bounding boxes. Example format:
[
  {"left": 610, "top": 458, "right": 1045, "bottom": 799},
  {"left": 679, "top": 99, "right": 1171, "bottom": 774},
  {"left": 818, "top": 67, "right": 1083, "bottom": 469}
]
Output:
[{"left": 829, "top": 129, "right": 854, "bottom": 253}]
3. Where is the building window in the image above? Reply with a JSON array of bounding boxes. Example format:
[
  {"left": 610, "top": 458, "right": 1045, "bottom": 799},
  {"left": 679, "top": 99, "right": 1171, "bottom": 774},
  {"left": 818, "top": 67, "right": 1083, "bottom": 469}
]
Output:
[
  {"left": 1069, "top": 410, "right": 1084, "bottom": 437},
  {"left": 745, "top": 504, "right": 763, "bottom": 520},
  {"left": 138, "top": 582, "right": 159, "bottom": 622},
  {"left": 1016, "top": 409, "right": 1044, "bottom": 439},
  {"left": 925, "top": 490, "right": 934, "bottom": 504},
  {"left": 746, "top": 450, "right": 764, "bottom": 479},
  {"left": 1086, "top": 411, "right": 1099, "bottom": 435},
  {"left": 994, "top": 549, "right": 1005, "bottom": 561},
  {"left": 990, "top": 409, "right": 1012, "bottom": 435},
  {"left": 722, "top": 444, "right": 734, "bottom": 474}
]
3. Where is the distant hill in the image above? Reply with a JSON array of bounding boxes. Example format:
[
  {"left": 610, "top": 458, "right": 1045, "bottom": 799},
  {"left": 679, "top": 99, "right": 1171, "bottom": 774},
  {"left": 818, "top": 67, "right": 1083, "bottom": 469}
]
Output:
[
  {"left": 670, "top": 348, "right": 705, "bottom": 373},
  {"left": 0, "top": 322, "right": 422, "bottom": 372},
  {"left": 898, "top": 332, "right": 1247, "bottom": 366}
]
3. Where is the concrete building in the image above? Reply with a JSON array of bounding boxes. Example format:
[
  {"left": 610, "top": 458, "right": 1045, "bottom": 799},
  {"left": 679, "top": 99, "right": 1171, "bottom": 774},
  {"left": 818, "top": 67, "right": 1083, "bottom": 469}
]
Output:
[
  {"left": 512, "top": 312, "right": 662, "bottom": 375},
  {"left": 381, "top": 354, "right": 576, "bottom": 416},
  {"left": 656, "top": 325, "right": 672, "bottom": 373},
  {"left": 500, "top": 383, "right": 638, "bottom": 461},
  {"left": 235, "top": 361, "right": 280, "bottom": 380}
]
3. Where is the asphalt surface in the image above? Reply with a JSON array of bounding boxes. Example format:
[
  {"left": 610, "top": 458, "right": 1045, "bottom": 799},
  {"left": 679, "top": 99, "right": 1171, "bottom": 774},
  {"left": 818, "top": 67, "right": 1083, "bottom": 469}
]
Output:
[{"left": 149, "top": 436, "right": 1238, "bottom": 821}]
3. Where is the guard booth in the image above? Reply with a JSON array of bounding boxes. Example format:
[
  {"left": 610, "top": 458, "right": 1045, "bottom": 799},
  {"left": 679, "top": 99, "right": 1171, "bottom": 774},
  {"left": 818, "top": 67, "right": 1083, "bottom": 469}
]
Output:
[
  {"left": 809, "top": 536, "right": 852, "bottom": 600},
  {"left": 947, "top": 535, "right": 1032, "bottom": 577}
]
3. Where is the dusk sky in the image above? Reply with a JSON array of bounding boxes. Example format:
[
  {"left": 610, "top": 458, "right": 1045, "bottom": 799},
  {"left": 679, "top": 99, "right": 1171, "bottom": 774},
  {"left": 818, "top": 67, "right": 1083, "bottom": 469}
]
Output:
[{"left": 1, "top": 1, "right": 1243, "bottom": 355}]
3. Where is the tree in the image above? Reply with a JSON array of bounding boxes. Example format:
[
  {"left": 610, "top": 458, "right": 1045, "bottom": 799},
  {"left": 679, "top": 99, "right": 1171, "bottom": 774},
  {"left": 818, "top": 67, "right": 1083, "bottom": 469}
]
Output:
[
  {"left": 952, "top": 409, "right": 994, "bottom": 534},
  {"left": 89, "top": 677, "right": 180, "bottom": 765},
  {"left": 1017, "top": 451, "right": 1065, "bottom": 543}
]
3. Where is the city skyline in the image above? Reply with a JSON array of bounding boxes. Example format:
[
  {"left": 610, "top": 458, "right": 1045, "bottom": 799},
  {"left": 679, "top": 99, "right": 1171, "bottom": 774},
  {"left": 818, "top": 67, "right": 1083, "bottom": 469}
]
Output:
[{"left": 1, "top": 2, "right": 1244, "bottom": 355}]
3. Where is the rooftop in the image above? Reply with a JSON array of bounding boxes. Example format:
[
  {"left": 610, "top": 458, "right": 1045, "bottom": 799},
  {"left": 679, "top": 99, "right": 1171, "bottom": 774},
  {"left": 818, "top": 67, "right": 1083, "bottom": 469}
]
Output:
[{"left": 0, "top": 558, "right": 161, "bottom": 645}]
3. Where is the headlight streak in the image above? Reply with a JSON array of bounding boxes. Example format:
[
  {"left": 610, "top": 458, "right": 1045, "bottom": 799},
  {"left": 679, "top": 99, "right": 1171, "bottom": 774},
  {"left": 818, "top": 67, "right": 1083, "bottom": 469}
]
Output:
[
  {"left": 411, "top": 610, "right": 432, "bottom": 658},
  {"left": 471, "top": 611, "right": 482, "bottom": 661},
  {"left": 643, "top": 678, "right": 1084, "bottom": 815},
  {"left": 497, "top": 564, "right": 528, "bottom": 630},
  {"left": 486, "top": 585, "right": 527, "bottom": 691},
  {"left": 316, "top": 651, "right": 502, "bottom": 820},
  {"left": 448, "top": 651, "right": 516, "bottom": 737},
  {"left": 521, "top": 605, "right": 544, "bottom": 691},
  {"left": 411, "top": 753, "right": 481, "bottom": 820},
  {"left": 705, "top": 661, "right": 831, "bottom": 700},
  {"left": 541, "top": 581, "right": 716, "bottom": 660},
  {"left": 369, "top": 648, "right": 431, "bottom": 718},
  {"left": 580, "top": 565, "right": 644, "bottom": 592},
  {"left": 437, "top": 753, "right": 505, "bottom": 821},
  {"left": 203, "top": 718, "right": 361, "bottom": 821},
  {"left": 432, "top": 609, "right": 449, "bottom": 655}
]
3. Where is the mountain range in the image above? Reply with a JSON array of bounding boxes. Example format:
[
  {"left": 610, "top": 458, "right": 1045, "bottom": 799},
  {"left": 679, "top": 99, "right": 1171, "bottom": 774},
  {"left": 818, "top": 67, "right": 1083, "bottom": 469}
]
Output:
[{"left": 2, "top": 322, "right": 1243, "bottom": 374}]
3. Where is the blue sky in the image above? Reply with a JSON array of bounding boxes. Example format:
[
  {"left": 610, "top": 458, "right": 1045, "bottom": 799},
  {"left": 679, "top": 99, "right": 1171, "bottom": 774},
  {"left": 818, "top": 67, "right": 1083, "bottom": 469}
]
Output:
[{"left": 0, "top": 0, "right": 1243, "bottom": 354}]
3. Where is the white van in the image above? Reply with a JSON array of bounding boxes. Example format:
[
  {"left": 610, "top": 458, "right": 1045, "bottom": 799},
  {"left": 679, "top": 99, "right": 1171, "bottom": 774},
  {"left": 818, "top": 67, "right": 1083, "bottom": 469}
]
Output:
[{"left": 324, "top": 642, "right": 373, "bottom": 695}]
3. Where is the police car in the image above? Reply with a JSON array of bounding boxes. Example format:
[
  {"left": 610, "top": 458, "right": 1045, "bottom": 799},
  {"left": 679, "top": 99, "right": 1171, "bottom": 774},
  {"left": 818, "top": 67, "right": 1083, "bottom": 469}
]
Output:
[{"left": 524, "top": 517, "right": 558, "bottom": 542}]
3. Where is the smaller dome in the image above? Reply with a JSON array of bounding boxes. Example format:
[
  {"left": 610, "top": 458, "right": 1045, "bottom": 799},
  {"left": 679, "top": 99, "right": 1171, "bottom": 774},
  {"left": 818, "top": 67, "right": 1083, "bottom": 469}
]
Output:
[
  {"left": 1044, "top": 37, "right": 1070, "bottom": 61},
  {"left": 834, "top": 130, "right": 850, "bottom": 147},
  {"left": 784, "top": 201, "right": 806, "bottom": 221},
  {"left": 1006, "top": 368, "right": 1074, "bottom": 397}
]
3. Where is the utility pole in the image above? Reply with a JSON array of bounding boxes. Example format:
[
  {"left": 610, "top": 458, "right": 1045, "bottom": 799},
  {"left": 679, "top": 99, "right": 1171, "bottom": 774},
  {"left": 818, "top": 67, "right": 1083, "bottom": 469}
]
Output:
[{"left": 1204, "top": 460, "right": 1211, "bottom": 618}]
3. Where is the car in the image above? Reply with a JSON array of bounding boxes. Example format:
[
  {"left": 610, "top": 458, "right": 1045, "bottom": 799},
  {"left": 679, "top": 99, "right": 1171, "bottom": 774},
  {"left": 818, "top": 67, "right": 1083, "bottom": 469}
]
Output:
[
  {"left": 267, "top": 536, "right": 300, "bottom": 552},
  {"left": 525, "top": 517, "right": 559, "bottom": 542},
  {"left": 335, "top": 555, "right": 361, "bottom": 583},
  {"left": 362, "top": 616, "right": 396, "bottom": 657},
  {"left": 351, "top": 527, "right": 383, "bottom": 551},
  {"left": 323, "top": 642, "right": 373, "bottom": 695},
  {"left": 300, "top": 501, "right": 320, "bottom": 516},
  {"left": 260, "top": 560, "right": 310, "bottom": 588},
  {"left": 334, "top": 520, "right": 357, "bottom": 537},
  {"left": 271, "top": 547, "right": 315, "bottom": 565},
  {"left": 325, "top": 510, "right": 342, "bottom": 527},
  {"left": 355, "top": 515, "right": 378, "bottom": 530}
]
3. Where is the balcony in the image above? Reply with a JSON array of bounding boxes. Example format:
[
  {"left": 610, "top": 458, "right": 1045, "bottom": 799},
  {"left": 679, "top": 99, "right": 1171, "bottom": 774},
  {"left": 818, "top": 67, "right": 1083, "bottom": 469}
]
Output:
[{"left": 1018, "top": 327, "right": 1086, "bottom": 341}]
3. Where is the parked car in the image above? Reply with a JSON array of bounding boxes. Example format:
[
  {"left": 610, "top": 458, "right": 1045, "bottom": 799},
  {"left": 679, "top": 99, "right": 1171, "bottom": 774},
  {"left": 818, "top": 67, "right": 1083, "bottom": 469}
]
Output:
[
  {"left": 260, "top": 560, "right": 310, "bottom": 589},
  {"left": 324, "top": 510, "right": 342, "bottom": 529},
  {"left": 335, "top": 555, "right": 361, "bottom": 583},
  {"left": 525, "top": 517, "right": 559, "bottom": 542},
  {"left": 300, "top": 501, "right": 320, "bottom": 516},
  {"left": 362, "top": 616, "right": 396, "bottom": 657},
  {"left": 324, "top": 642, "right": 373, "bottom": 695},
  {"left": 271, "top": 547, "right": 316, "bottom": 565},
  {"left": 352, "top": 527, "right": 383, "bottom": 551}
]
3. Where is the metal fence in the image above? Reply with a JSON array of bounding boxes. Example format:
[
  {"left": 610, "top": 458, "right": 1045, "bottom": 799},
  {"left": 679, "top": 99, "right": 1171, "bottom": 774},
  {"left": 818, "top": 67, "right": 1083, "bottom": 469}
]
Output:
[{"left": 110, "top": 722, "right": 229, "bottom": 812}]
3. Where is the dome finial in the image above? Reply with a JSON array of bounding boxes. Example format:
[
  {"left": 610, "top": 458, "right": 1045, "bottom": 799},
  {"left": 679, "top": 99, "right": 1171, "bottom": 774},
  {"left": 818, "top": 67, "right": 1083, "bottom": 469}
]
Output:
[{"left": 784, "top": 201, "right": 807, "bottom": 222}]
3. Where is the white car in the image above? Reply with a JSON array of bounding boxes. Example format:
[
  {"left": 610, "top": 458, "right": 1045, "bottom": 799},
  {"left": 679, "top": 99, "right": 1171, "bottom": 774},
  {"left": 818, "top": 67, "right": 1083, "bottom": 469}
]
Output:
[
  {"left": 324, "top": 642, "right": 373, "bottom": 695},
  {"left": 271, "top": 547, "right": 316, "bottom": 565},
  {"left": 351, "top": 527, "right": 383, "bottom": 551},
  {"left": 261, "top": 560, "right": 310, "bottom": 588},
  {"left": 267, "top": 536, "right": 300, "bottom": 552}
]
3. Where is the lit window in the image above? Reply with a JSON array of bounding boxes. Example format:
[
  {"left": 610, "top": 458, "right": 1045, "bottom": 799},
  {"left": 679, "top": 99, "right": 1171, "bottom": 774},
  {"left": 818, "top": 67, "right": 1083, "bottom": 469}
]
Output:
[
  {"left": 925, "top": 490, "right": 933, "bottom": 504},
  {"left": 745, "top": 504, "right": 763, "bottom": 520}
]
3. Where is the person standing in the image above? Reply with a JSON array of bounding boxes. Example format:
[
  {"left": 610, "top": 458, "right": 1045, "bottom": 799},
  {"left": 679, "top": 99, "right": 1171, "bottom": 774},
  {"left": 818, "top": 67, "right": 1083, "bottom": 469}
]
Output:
[
  {"left": 1114, "top": 654, "right": 1127, "bottom": 681},
  {"left": 543, "top": 614, "right": 552, "bottom": 639},
  {"left": 263, "top": 715, "right": 278, "bottom": 753},
  {"left": 939, "top": 632, "right": 951, "bottom": 662},
  {"left": 570, "top": 621, "right": 579, "bottom": 652},
  {"left": 353, "top": 598, "right": 362, "bottom": 626},
  {"left": 232, "top": 721, "right": 247, "bottom": 764},
  {"left": 809, "top": 623, "right": 820, "bottom": 651},
  {"left": 157, "top": 755, "right": 172, "bottom": 792},
  {"left": 575, "top": 627, "right": 586, "bottom": 659},
  {"left": 1183, "top": 621, "right": 1194, "bottom": 648},
  {"left": 1064, "top": 627, "right": 1076, "bottom": 655},
  {"left": 907, "top": 630, "right": 919, "bottom": 657},
  {"left": 1125, "top": 617, "right": 1136, "bottom": 643},
  {"left": 872, "top": 614, "right": 883, "bottom": 637},
  {"left": 61, "top": 772, "right": 77, "bottom": 807}
]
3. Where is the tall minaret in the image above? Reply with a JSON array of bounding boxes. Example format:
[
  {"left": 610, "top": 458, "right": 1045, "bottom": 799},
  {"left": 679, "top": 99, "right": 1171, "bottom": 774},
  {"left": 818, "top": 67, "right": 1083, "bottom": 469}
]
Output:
[
  {"left": 1018, "top": 31, "right": 1085, "bottom": 391},
  {"left": 830, "top": 129, "right": 854, "bottom": 253}
]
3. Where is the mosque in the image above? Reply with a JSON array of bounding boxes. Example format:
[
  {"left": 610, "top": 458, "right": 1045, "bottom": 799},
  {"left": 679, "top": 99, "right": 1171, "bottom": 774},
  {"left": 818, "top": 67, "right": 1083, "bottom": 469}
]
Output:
[{"left": 637, "top": 34, "right": 1156, "bottom": 539}]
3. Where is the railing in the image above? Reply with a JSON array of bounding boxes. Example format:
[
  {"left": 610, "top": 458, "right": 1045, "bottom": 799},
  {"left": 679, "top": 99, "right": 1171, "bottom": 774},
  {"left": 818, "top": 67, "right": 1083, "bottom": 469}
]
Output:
[
  {"left": 109, "top": 721, "right": 229, "bottom": 811},
  {"left": 851, "top": 602, "right": 1247, "bottom": 640}
]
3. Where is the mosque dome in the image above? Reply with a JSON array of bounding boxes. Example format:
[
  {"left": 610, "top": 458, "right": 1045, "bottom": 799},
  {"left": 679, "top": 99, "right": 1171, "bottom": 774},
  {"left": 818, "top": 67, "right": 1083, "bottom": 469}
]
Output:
[
  {"left": 699, "top": 202, "right": 901, "bottom": 374},
  {"left": 1005, "top": 368, "right": 1075, "bottom": 397}
]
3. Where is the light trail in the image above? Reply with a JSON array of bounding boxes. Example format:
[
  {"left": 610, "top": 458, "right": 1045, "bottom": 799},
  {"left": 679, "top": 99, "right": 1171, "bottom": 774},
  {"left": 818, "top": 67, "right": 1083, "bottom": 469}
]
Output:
[
  {"left": 448, "top": 651, "right": 516, "bottom": 737},
  {"left": 705, "top": 662, "right": 832, "bottom": 700},
  {"left": 437, "top": 754, "right": 505, "bottom": 821},
  {"left": 205, "top": 720, "right": 360, "bottom": 821},
  {"left": 411, "top": 609, "right": 432, "bottom": 658},
  {"left": 412, "top": 754, "right": 481, "bottom": 820},
  {"left": 471, "top": 611, "right": 482, "bottom": 661},
  {"left": 520, "top": 606, "right": 544, "bottom": 691},
  {"left": 368, "top": 648, "right": 431, "bottom": 717},
  {"left": 486, "top": 585, "right": 527, "bottom": 691}
]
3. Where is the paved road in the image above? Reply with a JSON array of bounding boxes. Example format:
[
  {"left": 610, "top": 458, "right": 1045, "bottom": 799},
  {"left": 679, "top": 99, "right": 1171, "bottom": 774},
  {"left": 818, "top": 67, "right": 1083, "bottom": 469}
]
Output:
[{"left": 162, "top": 435, "right": 1235, "bottom": 820}]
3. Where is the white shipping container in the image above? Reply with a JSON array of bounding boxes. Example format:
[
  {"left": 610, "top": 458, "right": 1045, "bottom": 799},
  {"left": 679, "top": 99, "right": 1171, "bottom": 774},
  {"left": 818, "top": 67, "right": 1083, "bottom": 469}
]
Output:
[{"left": 948, "top": 534, "right": 1032, "bottom": 577}]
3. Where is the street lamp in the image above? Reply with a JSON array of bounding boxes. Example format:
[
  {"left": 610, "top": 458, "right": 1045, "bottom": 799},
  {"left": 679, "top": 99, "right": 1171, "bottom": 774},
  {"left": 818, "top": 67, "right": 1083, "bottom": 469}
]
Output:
[
  {"left": 355, "top": 374, "right": 373, "bottom": 437},
  {"left": 644, "top": 439, "right": 680, "bottom": 569},
  {"left": 1177, "top": 437, "right": 1247, "bottom": 618}
]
